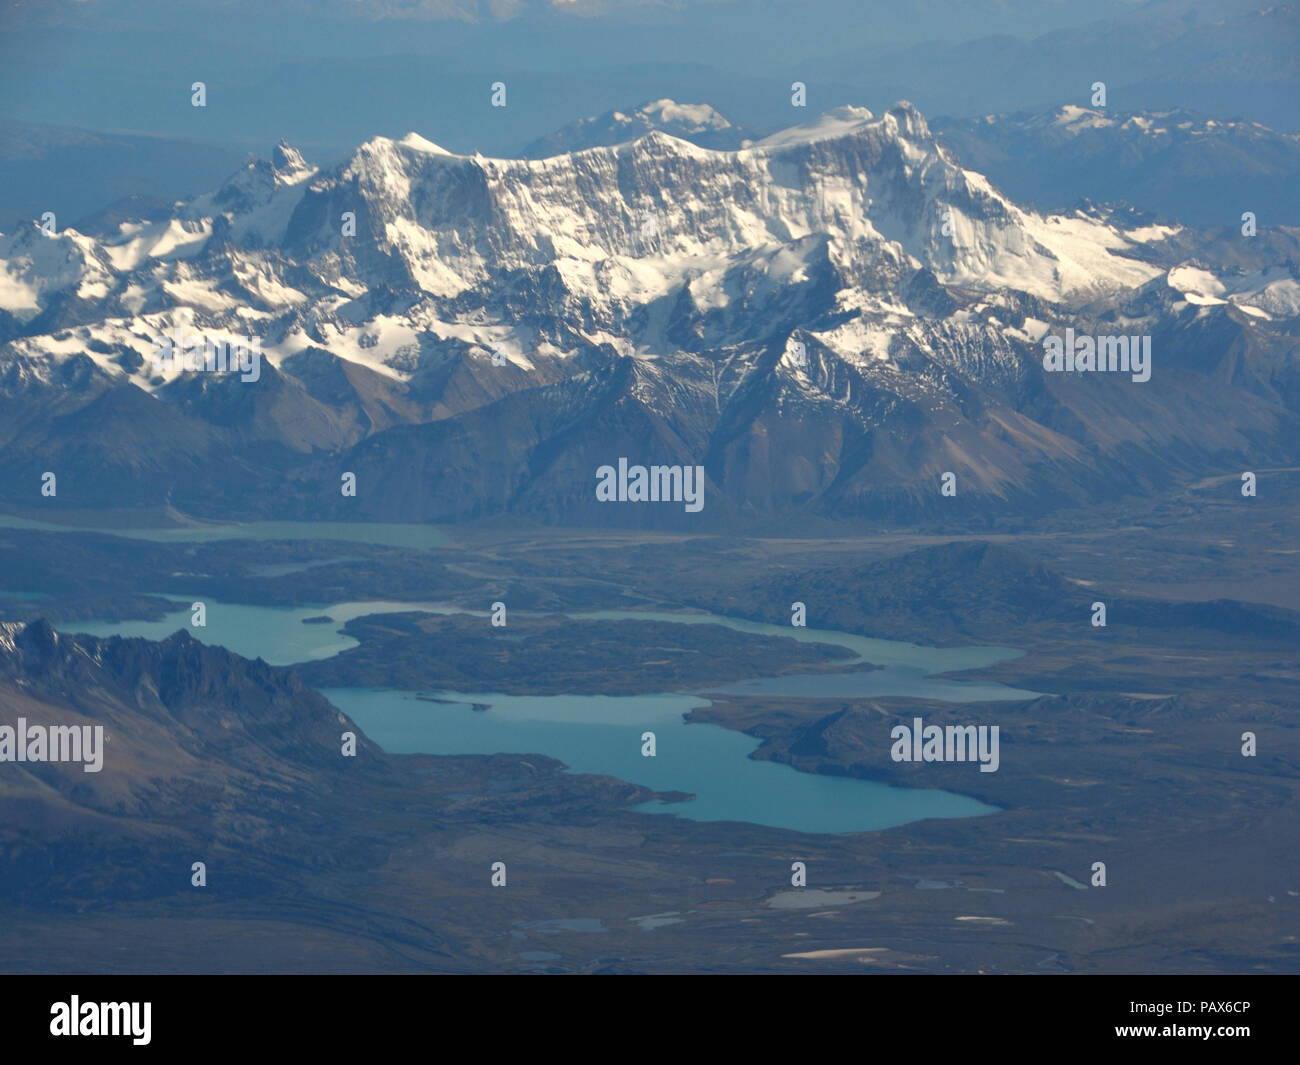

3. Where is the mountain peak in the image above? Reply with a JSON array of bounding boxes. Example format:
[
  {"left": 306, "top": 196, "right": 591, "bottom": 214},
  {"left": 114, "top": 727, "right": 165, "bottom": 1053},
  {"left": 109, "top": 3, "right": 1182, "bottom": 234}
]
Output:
[
  {"left": 272, "top": 139, "right": 313, "bottom": 183},
  {"left": 636, "top": 99, "right": 733, "bottom": 133},
  {"left": 1052, "top": 104, "right": 1113, "bottom": 132},
  {"left": 523, "top": 98, "right": 751, "bottom": 157},
  {"left": 398, "top": 131, "right": 452, "bottom": 155},
  {"left": 885, "top": 99, "right": 929, "bottom": 139},
  {"left": 0, "top": 618, "right": 61, "bottom": 672}
]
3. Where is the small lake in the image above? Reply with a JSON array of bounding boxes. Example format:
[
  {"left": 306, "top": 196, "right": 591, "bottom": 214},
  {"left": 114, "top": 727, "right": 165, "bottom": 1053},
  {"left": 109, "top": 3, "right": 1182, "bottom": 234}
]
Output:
[
  {"left": 67, "top": 597, "right": 1040, "bottom": 834},
  {"left": 0, "top": 513, "right": 447, "bottom": 549},
  {"left": 73, "top": 598, "right": 459, "bottom": 664},
  {"left": 322, "top": 687, "right": 999, "bottom": 833}
]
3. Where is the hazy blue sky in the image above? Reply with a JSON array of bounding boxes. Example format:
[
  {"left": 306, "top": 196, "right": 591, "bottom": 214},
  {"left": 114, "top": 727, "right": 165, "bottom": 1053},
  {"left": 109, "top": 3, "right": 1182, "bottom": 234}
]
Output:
[{"left": 1, "top": 0, "right": 1293, "bottom": 158}]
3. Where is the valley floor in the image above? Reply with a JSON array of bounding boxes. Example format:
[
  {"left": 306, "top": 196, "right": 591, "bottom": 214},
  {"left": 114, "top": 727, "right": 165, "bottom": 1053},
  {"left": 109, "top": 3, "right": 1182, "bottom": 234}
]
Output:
[{"left": 0, "top": 476, "right": 1297, "bottom": 973}]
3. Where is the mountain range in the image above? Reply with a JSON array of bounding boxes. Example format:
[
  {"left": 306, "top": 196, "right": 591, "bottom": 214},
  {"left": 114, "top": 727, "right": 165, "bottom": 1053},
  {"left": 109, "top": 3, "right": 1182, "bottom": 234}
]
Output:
[
  {"left": 1, "top": 100, "right": 1297, "bottom": 528},
  {"left": 4, "top": 1, "right": 1294, "bottom": 151},
  {"left": 932, "top": 105, "right": 1300, "bottom": 226}
]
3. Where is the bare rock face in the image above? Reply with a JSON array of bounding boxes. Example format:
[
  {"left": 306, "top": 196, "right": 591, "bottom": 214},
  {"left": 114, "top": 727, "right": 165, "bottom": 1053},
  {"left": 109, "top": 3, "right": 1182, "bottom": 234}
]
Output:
[{"left": 0, "top": 621, "right": 391, "bottom": 906}]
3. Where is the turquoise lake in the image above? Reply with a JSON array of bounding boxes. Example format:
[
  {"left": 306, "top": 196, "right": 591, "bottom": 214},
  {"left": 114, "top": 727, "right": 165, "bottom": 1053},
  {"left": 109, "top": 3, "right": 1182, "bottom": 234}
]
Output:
[{"left": 68, "top": 597, "right": 1041, "bottom": 834}]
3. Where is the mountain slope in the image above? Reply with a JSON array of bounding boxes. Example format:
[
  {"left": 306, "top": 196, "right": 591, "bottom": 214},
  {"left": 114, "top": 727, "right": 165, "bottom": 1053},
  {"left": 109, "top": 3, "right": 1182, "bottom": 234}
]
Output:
[{"left": 0, "top": 620, "right": 393, "bottom": 905}]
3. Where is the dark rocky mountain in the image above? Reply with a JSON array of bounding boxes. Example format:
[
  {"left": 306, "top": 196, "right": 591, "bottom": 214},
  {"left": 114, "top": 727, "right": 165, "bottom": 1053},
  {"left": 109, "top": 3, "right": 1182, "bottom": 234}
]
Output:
[{"left": 0, "top": 621, "right": 390, "bottom": 905}]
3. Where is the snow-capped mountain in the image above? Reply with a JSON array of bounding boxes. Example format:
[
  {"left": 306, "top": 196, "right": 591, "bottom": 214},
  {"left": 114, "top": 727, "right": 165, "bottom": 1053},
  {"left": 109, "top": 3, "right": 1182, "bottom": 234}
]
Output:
[
  {"left": 521, "top": 99, "right": 756, "bottom": 156},
  {"left": 1, "top": 102, "right": 1297, "bottom": 527}
]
